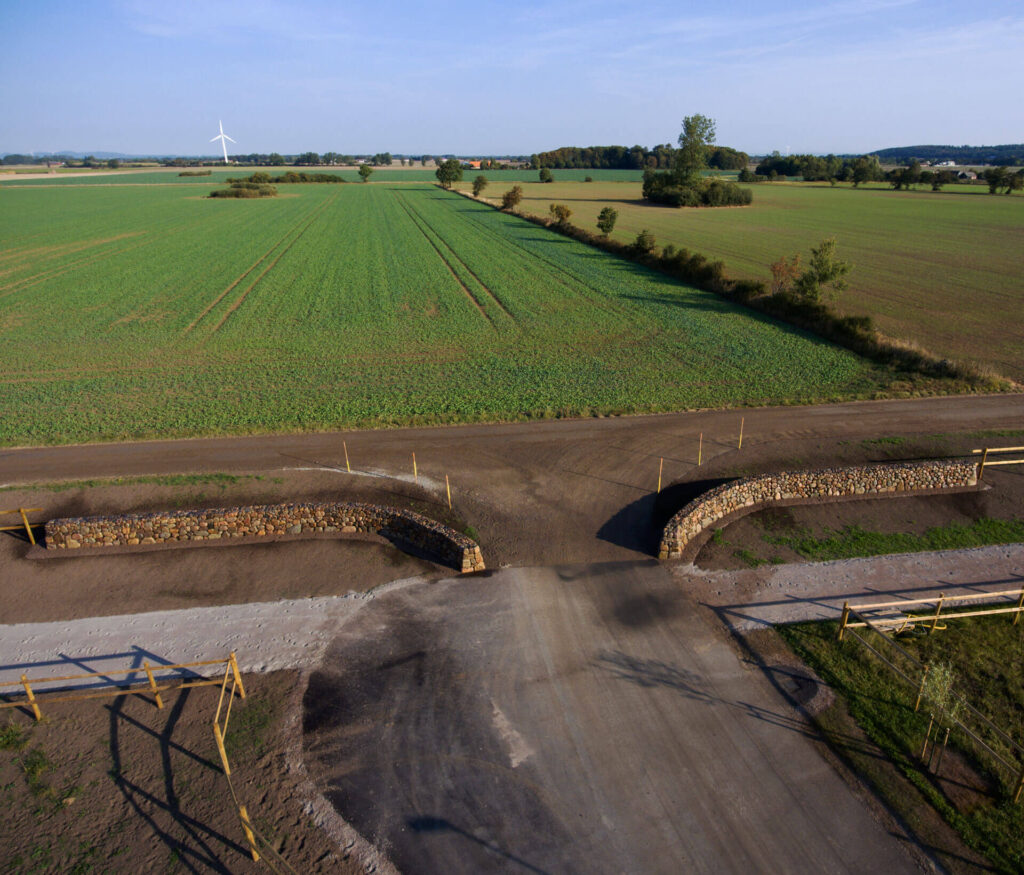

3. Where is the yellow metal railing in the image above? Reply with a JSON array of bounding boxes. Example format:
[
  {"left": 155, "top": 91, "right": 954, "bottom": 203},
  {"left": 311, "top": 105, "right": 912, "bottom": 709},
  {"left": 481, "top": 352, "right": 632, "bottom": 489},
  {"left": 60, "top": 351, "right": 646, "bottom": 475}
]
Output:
[
  {"left": 972, "top": 446, "right": 1024, "bottom": 480},
  {"left": 0, "top": 507, "right": 43, "bottom": 545}
]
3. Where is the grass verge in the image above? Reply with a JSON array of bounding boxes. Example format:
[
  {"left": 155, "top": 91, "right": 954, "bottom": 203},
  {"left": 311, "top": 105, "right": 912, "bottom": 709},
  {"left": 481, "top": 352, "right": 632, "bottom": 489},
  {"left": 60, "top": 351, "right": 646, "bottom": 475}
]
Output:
[
  {"left": 764, "top": 518, "right": 1024, "bottom": 561},
  {"left": 779, "top": 617, "right": 1024, "bottom": 872}
]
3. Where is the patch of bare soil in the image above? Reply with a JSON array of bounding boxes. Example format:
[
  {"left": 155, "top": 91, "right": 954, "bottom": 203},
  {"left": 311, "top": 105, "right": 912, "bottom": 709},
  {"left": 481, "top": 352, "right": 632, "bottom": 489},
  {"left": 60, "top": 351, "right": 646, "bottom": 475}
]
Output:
[
  {"left": 0, "top": 469, "right": 471, "bottom": 623},
  {"left": 0, "top": 671, "right": 358, "bottom": 873}
]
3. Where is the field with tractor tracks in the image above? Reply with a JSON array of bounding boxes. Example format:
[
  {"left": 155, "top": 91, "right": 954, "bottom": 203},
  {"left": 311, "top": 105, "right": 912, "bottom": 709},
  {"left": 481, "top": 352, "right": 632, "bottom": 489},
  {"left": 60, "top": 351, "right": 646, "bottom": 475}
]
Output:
[{"left": 0, "top": 181, "right": 913, "bottom": 445}]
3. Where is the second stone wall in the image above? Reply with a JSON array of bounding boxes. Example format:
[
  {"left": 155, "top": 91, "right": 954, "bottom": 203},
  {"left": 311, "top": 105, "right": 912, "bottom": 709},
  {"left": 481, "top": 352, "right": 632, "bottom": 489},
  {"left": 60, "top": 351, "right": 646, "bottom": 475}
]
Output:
[
  {"left": 45, "top": 501, "right": 485, "bottom": 573},
  {"left": 659, "top": 459, "right": 978, "bottom": 561}
]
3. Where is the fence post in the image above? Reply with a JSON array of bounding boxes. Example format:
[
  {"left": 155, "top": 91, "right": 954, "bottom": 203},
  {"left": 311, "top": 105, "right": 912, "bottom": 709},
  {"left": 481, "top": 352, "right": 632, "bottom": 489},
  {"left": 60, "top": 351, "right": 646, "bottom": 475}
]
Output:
[
  {"left": 929, "top": 593, "right": 945, "bottom": 634},
  {"left": 920, "top": 713, "right": 934, "bottom": 761},
  {"left": 239, "top": 804, "right": 260, "bottom": 861},
  {"left": 213, "top": 721, "right": 231, "bottom": 776},
  {"left": 21, "top": 675, "right": 41, "bottom": 721},
  {"left": 343, "top": 440, "right": 351, "bottom": 473},
  {"left": 144, "top": 661, "right": 164, "bottom": 710},
  {"left": 446, "top": 475, "right": 452, "bottom": 510},
  {"left": 978, "top": 448, "right": 989, "bottom": 480},
  {"left": 914, "top": 664, "right": 930, "bottom": 713},
  {"left": 838, "top": 602, "right": 850, "bottom": 640},
  {"left": 698, "top": 433, "right": 703, "bottom": 467},
  {"left": 1014, "top": 588, "right": 1024, "bottom": 627},
  {"left": 657, "top": 457, "right": 663, "bottom": 494},
  {"left": 19, "top": 509, "right": 36, "bottom": 546},
  {"left": 738, "top": 417, "right": 744, "bottom": 450},
  {"left": 228, "top": 652, "right": 246, "bottom": 699},
  {"left": 413, "top": 452, "right": 418, "bottom": 484}
]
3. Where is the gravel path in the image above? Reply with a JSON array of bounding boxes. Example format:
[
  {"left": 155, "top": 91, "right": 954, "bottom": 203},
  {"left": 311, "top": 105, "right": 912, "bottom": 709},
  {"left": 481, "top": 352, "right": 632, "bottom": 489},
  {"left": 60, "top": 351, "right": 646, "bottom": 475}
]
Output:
[
  {"left": 679, "top": 542, "right": 1024, "bottom": 630},
  {"left": 3, "top": 543, "right": 1021, "bottom": 691},
  {"left": 0, "top": 575, "right": 429, "bottom": 689}
]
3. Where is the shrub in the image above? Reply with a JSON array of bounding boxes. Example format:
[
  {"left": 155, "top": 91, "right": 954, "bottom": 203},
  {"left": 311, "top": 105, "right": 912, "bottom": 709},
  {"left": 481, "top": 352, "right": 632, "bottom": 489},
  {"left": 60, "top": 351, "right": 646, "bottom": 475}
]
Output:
[
  {"left": 631, "top": 229, "right": 657, "bottom": 256},
  {"left": 642, "top": 170, "right": 753, "bottom": 207},
  {"left": 549, "top": 203, "right": 572, "bottom": 226},
  {"left": 596, "top": 206, "right": 617, "bottom": 236},
  {"left": 501, "top": 185, "right": 523, "bottom": 210},
  {"left": 208, "top": 183, "right": 277, "bottom": 198},
  {"left": 178, "top": 169, "right": 212, "bottom": 177}
]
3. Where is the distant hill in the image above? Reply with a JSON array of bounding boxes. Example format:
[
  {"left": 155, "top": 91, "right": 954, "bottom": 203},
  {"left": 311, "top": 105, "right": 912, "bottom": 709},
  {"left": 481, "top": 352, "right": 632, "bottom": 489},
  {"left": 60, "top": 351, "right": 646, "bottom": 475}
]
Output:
[{"left": 872, "top": 144, "right": 1024, "bottom": 165}]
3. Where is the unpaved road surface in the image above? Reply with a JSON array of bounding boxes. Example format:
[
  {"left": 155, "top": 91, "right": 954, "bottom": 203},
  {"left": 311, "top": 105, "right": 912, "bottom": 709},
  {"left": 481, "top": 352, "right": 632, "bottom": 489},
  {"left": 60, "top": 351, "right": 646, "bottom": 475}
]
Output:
[
  {"left": 3, "top": 395, "right": 1023, "bottom": 873},
  {"left": 304, "top": 563, "right": 921, "bottom": 874}
]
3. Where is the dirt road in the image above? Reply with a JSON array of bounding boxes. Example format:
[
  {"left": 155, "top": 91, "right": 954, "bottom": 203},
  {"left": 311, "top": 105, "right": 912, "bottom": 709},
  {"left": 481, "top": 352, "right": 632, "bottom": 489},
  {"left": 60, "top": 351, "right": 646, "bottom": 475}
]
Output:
[{"left": 304, "top": 563, "right": 922, "bottom": 874}]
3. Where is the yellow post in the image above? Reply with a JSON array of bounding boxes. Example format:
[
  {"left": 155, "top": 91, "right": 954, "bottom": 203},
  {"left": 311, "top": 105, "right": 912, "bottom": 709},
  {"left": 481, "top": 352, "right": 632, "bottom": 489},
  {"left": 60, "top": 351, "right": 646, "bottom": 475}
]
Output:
[
  {"left": 228, "top": 652, "right": 246, "bottom": 699},
  {"left": 19, "top": 509, "right": 35, "bottom": 546},
  {"left": 837, "top": 602, "right": 850, "bottom": 640},
  {"left": 413, "top": 452, "right": 418, "bottom": 483},
  {"left": 239, "top": 804, "right": 260, "bottom": 861},
  {"left": 213, "top": 722, "right": 231, "bottom": 776},
  {"left": 21, "top": 675, "right": 41, "bottom": 721},
  {"left": 657, "top": 457, "right": 663, "bottom": 494},
  {"left": 920, "top": 713, "right": 934, "bottom": 761},
  {"left": 914, "top": 664, "right": 930, "bottom": 713},
  {"left": 929, "top": 593, "right": 945, "bottom": 634},
  {"left": 1014, "top": 588, "right": 1024, "bottom": 626},
  {"left": 144, "top": 661, "right": 164, "bottom": 710},
  {"left": 978, "top": 448, "right": 989, "bottom": 480},
  {"left": 738, "top": 417, "right": 744, "bottom": 450},
  {"left": 1015, "top": 768, "right": 1024, "bottom": 804},
  {"left": 698, "top": 433, "right": 703, "bottom": 467},
  {"left": 445, "top": 475, "right": 452, "bottom": 510},
  {"left": 343, "top": 440, "right": 351, "bottom": 473}
]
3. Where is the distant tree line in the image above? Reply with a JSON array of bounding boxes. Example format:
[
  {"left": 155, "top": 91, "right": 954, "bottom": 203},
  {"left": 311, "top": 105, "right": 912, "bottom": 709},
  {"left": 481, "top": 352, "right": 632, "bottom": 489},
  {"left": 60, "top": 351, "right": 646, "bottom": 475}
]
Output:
[
  {"left": 872, "top": 144, "right": 1024, "bottom": 166},
  {"left": 753, "top": 153, "right": 887, "bottom": 185},
  {"left": 530, "top": 143, "right": 748, "bottom": 170}
]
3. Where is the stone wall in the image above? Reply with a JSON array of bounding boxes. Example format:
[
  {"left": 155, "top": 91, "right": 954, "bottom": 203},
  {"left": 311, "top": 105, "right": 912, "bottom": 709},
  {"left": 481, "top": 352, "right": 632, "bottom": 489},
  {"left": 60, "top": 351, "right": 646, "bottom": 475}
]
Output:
[
  {"left": 659, "top": 460, "right": 978, "bottom": 561},
  {"left": 45, "top": 501, "right": 485, "bottom": 573}
]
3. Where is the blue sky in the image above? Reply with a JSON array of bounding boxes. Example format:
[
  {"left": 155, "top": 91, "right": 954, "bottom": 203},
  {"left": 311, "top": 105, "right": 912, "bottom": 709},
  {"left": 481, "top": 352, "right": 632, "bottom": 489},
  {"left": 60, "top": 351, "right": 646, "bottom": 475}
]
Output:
[{"left": 3, "top": 0, "right": 1022, "bottom": 156}]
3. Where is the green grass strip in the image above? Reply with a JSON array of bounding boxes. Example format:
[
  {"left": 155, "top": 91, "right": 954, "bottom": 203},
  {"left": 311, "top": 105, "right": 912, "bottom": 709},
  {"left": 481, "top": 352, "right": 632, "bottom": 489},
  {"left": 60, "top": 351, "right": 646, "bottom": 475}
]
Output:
[
  {"left": 779, "top": 619, "right": 1024, "bottom": 872},
  {"left": 766, "top": 518, "right": 1024, "bottom": 561}
]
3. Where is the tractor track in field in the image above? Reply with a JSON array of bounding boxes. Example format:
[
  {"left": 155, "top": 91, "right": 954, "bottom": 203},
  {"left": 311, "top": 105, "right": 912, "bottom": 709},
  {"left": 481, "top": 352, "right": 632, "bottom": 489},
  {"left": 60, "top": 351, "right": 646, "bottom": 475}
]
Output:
[
  {"left": 206, "top": 192, "right": 339, "bottom": 337},
  {"left": 0, "top": 212, "right": 227, "bottom": 301},
  {"left": 0, "top": 233, "right": 148, "bottom": 278},
  {"left": 398, "top": 193, "right": 516, "bottom": 321},
  {"left": 0, "top": 234, "right": 155, "bottom": 298},
  {"left": 454, "top": 197, "right": 634, "bottom": 321},
  {"left": 183, "top": 194, "right": 335, "bottom": 337},
  {"left": 393, "top": 193, "right": 495, "bottom": 326}
]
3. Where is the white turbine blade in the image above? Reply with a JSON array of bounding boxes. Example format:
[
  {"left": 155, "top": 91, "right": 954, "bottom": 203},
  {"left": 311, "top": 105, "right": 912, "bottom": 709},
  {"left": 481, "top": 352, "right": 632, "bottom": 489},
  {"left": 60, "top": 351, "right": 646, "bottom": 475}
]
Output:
[
  {"left": 210, "top": 134, "right": 221, "bottom": 142},
  {"left": 223, "top": 134, "right": 236, "bottom": 143}
]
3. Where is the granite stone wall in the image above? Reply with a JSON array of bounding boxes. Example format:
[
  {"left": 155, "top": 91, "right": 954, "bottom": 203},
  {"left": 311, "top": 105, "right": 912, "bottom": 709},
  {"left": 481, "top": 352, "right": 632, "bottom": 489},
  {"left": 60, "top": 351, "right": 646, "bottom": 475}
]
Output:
[
  {"left": 45, "top": 501, "right": 486, "bottom": 573},
  {"left": 659, "top": 460, "right": 978, "bottom": 561}
]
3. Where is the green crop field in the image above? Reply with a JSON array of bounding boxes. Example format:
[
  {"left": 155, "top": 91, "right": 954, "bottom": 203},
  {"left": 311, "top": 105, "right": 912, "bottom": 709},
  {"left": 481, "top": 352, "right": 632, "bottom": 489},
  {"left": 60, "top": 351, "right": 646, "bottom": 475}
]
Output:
[
  {"left": 0, "top": 182, "right": 942, "bottom": 445},
  {"left": 466, "top": 180, "right": 1024, "bottom": 381}
]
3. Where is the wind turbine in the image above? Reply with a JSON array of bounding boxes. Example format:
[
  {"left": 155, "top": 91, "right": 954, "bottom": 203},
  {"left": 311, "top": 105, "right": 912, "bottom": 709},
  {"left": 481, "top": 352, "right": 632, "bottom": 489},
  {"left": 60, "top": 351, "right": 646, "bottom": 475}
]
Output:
[{"left": 210, "top": 120, "right": 236, "bottom": 164}]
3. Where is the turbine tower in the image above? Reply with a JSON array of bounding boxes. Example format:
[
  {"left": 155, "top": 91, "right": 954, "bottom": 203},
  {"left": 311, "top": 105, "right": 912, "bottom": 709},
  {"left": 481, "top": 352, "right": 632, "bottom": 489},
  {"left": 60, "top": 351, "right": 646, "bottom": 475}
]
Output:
[{"left": 210, "top": 120, "right": 236, "bottom": 164}]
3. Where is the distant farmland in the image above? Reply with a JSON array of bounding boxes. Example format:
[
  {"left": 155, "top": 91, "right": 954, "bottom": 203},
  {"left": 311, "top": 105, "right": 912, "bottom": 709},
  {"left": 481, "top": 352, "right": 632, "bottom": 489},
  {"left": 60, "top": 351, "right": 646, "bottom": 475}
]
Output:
[
  {"left": 470, "top": 180, "right": 1024, "bottom": 381},
  {"left": 0, "top": 183, "right": 935, "bottom": 445},
  {"left": 0, "top": 167, "right": 648, "bottom": 186}
]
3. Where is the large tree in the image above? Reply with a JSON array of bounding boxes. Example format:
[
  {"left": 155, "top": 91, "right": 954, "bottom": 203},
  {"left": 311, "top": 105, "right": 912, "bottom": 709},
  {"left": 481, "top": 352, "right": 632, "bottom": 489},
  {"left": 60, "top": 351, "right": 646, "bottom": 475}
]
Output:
[
  {"left": 358, "top": 164, "right": 373, "bottom": 182},
  {"left": 675, "top": 114, "right": 716, "bottom": 185},
  {"left": 435, "top": 158, "right": 463, "bottom": 189}
]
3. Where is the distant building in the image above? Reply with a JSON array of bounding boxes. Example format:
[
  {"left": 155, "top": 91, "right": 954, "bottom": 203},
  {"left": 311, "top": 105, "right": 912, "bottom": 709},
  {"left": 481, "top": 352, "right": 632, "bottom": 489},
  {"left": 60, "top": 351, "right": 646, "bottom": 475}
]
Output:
[{"left": 957, "top": 170, "right": 977, "bottom": 180}]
